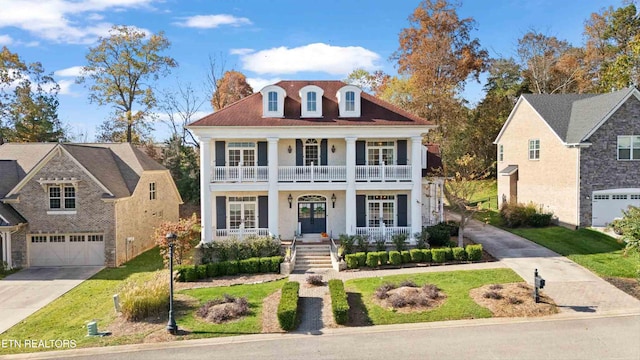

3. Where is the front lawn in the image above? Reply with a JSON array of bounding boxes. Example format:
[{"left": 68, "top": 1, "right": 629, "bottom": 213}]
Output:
[
  {"left": 0, "top": 247, "right": 164, "bottom": 354},
  {"left": 345, "top": 268, "right": 522, "bottom": 325}
]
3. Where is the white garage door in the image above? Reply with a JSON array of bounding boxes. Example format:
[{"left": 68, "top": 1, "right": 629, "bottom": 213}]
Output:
[
  {"left": 592, "top": 189, "right": 640, "bottom": 227},
  {"left": 29, "top": 234, "right": 104, "bottom": 266}
]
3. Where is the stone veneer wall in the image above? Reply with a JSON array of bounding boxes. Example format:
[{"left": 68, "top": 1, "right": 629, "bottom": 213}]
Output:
[
  {"left": 9, "top": 226, "right": 27, "bottom": 268},
  {"left": 579, "top": 96, "right": 640, "bottom": 226}
]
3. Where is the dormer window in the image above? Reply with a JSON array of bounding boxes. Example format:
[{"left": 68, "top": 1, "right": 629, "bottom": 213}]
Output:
[
  {"left": 260, "top": 85, "right": 286, "bottom": 117},
  {"left": 299, "top": 85, "right": 324, "bottom": 117},
  {"left": 336, "top": 85, "right": 362, "bottom": 117}
]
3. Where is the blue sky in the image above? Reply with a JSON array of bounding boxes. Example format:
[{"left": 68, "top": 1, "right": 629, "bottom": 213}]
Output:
[{"left": 0, "top": 0, "right": 616, "bottom": 142}]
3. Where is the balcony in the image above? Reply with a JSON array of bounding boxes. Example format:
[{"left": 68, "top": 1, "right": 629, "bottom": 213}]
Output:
[
  {"left": 355, "top": 164, "right": 412, "bottom": 182},
  {"left": 278, "top": 165, "right": 346, "bottom": 182},
  {"left": 356, "top": 225, "right": 412, "bottom": 243},
  {"left": 212, "top": 166, "right": 269, "bottom": 182}
]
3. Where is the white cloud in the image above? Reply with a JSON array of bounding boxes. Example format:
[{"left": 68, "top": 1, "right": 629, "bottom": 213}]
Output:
[
  {"left": 56, "top": 79, "right": 77, "bottom": 96},
  {"left": 174, "top": 14, "right": 252, "bottom": 29},
  {"left": 0, "top": 34, "right": 13, "bottom": 45},
  {"left": 230, "top": 48, "right": 254, "bottom": 55},
  {"left": 238, "top": 43, "right": 381, "bottom": 75},
  {"left": 54, "top": 66, "right": 86, "bottom": 77},
  {"left": 0, "top": 0, "right": 155, "bottom": 44},
  {"left": 246, "top": 77, "right": 281, "bottom": 92}
]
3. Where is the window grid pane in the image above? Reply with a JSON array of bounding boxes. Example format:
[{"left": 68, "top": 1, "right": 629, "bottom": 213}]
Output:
[
  {"left": 268, "top": 91, "right": 277, "bottom": 112},
  {"left": 346, "top": 91, "right": 355, "bottom": 111},
  {"left": 305, "top": 143, "right": 319, "bottom": 166},
  {"left": 307, "top": 92, "right": 316, "bottom": 112}
]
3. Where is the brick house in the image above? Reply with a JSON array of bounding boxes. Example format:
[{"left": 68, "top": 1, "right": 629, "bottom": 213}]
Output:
[
  {"left": 0, "top": 143, "right": 182, "bottom": 268},
  {"left": 494, "top": 87, "right": 640, "bottom": 228},
  {"left": 187, "top": 80, "right": 444, "bottom": 244}
]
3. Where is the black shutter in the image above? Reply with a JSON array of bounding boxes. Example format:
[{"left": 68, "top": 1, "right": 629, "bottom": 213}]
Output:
[
  {"left": 356, "top": 195, "right": 366, "bottom": 227},
  {"left": 258, "top": 196, "right": 268, "bottom": 228},
  {"left": 356, "top": 140, "right": 366, "bottom": 165},
  {"left": 296, "top": 139, "right": 303, "bottom": 166},
  {"left": 216, "top": 196, "right": 226, "bottom": 229},
  {"left": 257, "top": 141, "right": 267, "bottom": 166},
  {"left": 320, "top": 139, "right": 328, "bottom": 165},
  {"left": 397, "top": 194, "right": 408, "bottom": 227},
  {"left": 397, "top": 140, "right": 407, "bottom": 165},
  {"left": 215, "top": 141, "right": 225, "bottom": 166}
]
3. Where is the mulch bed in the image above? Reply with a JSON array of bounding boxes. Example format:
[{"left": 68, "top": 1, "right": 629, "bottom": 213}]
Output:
[
  {"left": 605, "top": 277, "right": 640, "bottom": 301},
  {"left": 469, "top": 283, "right": 558, "bottom": 317}
]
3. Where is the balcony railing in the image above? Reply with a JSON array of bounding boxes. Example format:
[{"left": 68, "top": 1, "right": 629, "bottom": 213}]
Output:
[
  {"left": 355, "top": 164, "right": 412, "bottom": 182},
  {"left": 356, "top": 225, "right": 412, "bottom": 243},
  {"left": 278, "top": 164, "right": 346, "bottom": 182},
  {"left": 212, "top": 166, "right": 269, "bottom": 182},
  {"left": 215, "top": 227, "right": 270, "bottom": 239}
]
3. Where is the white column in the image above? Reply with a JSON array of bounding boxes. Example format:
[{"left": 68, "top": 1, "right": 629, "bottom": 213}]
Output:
[
  {"left": 267, "top": 137, "right": 279, "bottom": 237},
  {"left": 410, "top": 136, "right": 423, "bottom": 242},
  {"left": 200, "top": 138, "right": 213, "bottom": 243},
  {"left": 439, "top": 181, "right": 445, "bottom": 222},
  {"left": 345, "top": 137, "right": 357, "bottom": 235}
]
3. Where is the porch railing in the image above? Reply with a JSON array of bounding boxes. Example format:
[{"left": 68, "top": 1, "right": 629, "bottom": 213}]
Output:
[
  {"left": 214, "top": 227, "right": 270, "bottom": 239},
  {"left": 355, "top": 164, "right": 412, "bottom": 181},
  {"left": 355, "top": 225, "right": 412, "bottom": 243},
  {"left": 278, "top": 164, "right": 347, "bottom": 182},
  {"left": 211, "top": 166, "right": 269, "bottom": 182}
]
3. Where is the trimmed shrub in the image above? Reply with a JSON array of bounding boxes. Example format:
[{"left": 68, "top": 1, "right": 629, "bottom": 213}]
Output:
[
  {"left": 444, "top": 220, "right": 460, "bottom": 236},
  {"left": 206, "top": 262, "right": 219, "bottom": 278},
  {"left": 366, "top": 252, "right": 380, "bottom": 267},
  {"left": 328, "top": 279, "right": 349, "bottom": 325},
  {"left": 466, "top": 244, "right": 483, "bottom": 261},
  {"left": 444, "top": 247, "right": 453, "bottom": 261},
  {"left": 389, "top": 251, "right": 402, "bottom": 266},
  {"left": 196, "top": 265, "right": 208, "bottom": 279},
  {"left": 452, "top": 247, "right": 467, "bottom": 261},
  {"left": 401, "top": 251, "right": 412, "bottom": 264},
  {"left": 355, "top": 252, "right": 367, "bottom": 267},
  {"left": 197, "top": 295, "right": 250, "bottom": 323},
  {"left": 420, "top": 249, "right": 432, "bottom": 263},
  {"left": 119, "top": 271, "right": 169, "bottom": 321},
  {"left": 345, "top": 254, "right": 359, "bottom": 269},
  {"left": 277, "top": 281, "right": 300, "bottom": 331},
  {"left": 220, "top": 261, "right": 239, "bottom": 276},
  {"left": 426, "top": 224, "right": 451, "bottom": 247},
  {"left": 391, "top": 233, "right": 408, "bottom": 252},
  {"left": 175, "top": 265, "right": 190, "bottom": 282},
  {"left": 268, "top": 256, "right": 283, "bottom": 273},
  {"left": 377, "top": 251, "right": 389, "bottom": 265},
  {"left": 259, "top": 257, "right": 272, "bottom": 273},
  {"left": 374, "top": 239, "right": 386, "bottom": 252},
  {"left": 185, "top": 266, "right": 198, "bottom": 282},
  {"left": 239, "top": 258, "right": 261, "bottom": 274},
  {"left": 409, "top": 249, "right": 424, "bottom": 263},
  {"left": 431, "top": 248, "right": 447, "bottom": 263},
  {"left": 529, "top": 213, "right": 553, "bottom": 227}
]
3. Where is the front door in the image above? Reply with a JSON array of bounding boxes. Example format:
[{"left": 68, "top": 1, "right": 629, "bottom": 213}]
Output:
[{"left": 298, "top": 201, "right": 326, "bottom": 234}]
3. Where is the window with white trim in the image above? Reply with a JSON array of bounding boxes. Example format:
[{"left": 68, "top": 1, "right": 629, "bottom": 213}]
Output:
[
  {"left": 228, "top": 142, "right": 256, "bottom": 166},
  {"left": 268, "top": 91, "right": 277, "bottom": 112},
  {"left": 367, "top": 195, "right": 395, "bottom": 227},
  {"left": 528, "top": 139, "right": 540, "bottom": 160},
  {"left": 31, "top": 235, "right": 47, "bottom": 243},
  {"left": 499, "top": 144, "right": 504, "bottom": 162},
  {"left": 307, "top": 92, "right": 317, "bottom": 112},
  {"left": 346, "top": 91, "right": 355, "bottom": 111},
  {"left": 617, "top": 135, "right": 640, "bottom": 160},
  {"left": 149, "top": 182, "right": 156, "bottom": 200},
  {"left": 48, "top": 185, "right": 76, "bottom": 210},
  {"left": 367, "top": 141, "right": 395, "bottom": 165},
  {"left": 304, "top": 139, "right": 319, "bottom": 166},
  {"left": 228, "top": 196, "right": 257, "bottom": 230}
]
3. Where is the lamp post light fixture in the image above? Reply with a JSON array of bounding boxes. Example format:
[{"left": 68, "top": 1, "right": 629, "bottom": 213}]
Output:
[
  {"left": 288, "top": 194, "right": 293, "bottom": 208},
  {"left": 331, "top": 193, "right": 336, "bottom": 208},
  {"left": 166, "top": 232, "right": 178, "bottom": 335}
]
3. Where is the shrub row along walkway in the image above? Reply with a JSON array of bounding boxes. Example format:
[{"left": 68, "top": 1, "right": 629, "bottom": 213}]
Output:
[
  {"left": 451, "top": 213, "right": 640, "bottom": 315},
  {"left": 289, "top": 262, "right": 506, "bottom": 333}
]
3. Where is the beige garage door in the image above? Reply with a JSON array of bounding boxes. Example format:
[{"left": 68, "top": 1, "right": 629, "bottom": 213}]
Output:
[{"left": 29, "top": 234, "right": 105, "bottom": 266}]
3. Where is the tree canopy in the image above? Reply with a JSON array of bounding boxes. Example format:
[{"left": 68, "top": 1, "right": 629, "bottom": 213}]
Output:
[{"left": 210, "top": 70, "right": 253, "bottom": 111}]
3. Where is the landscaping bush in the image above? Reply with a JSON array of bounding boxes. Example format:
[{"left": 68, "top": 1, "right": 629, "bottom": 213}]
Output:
[
  {"left": 239, "top": 258, "right": 261, "bottom": 274},
  {"left": 277, "top": 281, "right": 300, "bottom": 331},
  {"left": 444, "top": 247, "right": 453, "bottom": 261},
  {"left": 355, "top": 234, "right": 369, "bottom": 253},
  {"left": 345, "top": 254, "right": 359, "bottom": 269},
  {"left": 377, "top": 251, "right": 389, "bottom": 265},
  {"left": 355, "top": 252, "right": 367, "bottom": 267},
  {"left": 196, "top": 265, "right": 208, "bottom": 279},
  {"left": 409, "top": 249, "right": 424, "bottom": 263},
  {"left": 206, "top": 262, "right": 220, "bottom": 278},
  {"left": 375, "top": 283, "right": 397, "bottom": 299},
  {"left": 366, "top": 252, "right": 380, "bottom": 267},
  {"left": 219, "top": 261, "right": 239, "bottom": 276},
  {"left": 465, "top": 244, "right": 483, "bottom": 261},
  {"left": 185, "top": 266, "right": 198, "bottom": 282},
  {"left": 529, "top": 213, "right": 553, "bottom": 227},
  {"left": 389, "top": 251, "right": 402, "bottom": 266},
  {"left": 422, "top": 284, "right": 441, "bottom": 299},
  {"left": 206, "top": 236, "right": 281, "bottom": 262},
  {"left": 269, "top": 256, "right": 284, "bottom": 273},
  {"left": 338, "top": 234, "right": 356, "bottom": 255},
  {"left": 500, "top": 202, "right": 552, "bottom": 228},
  {"left": 119, "top": 271, "right": 169, "bottom": 321},
  {"left": 391, "top": 233, "right": 408, "bottom": 252},
  {"left": 400, "top": 279, "right": 417, "bottom": 287},
  {"left": 431, "top": 248, "right": 447, "bottom": 263},
  {"left": 484, "top": 290, "right": 503, "bottom": 300},
  {"left": 444, "top": 220, "right": 460, "bottom": 236},
  {"left": 175, "top": 265, "right": 190, "bottom": 282},
  {"left": 374, "top": 239, "right": 387, "bottom": 252},
  {"left": 415, "top": 229, "right": 429, "bottom": 249},
  {"left": 426, "top": 224, "right": 451, "bottom": 247},
  {"left": 247, "top": 235, "right": 281, "bottom": 258},
  {"left": 452, "top": 247, "right": 467, "bottom": 261},
  {"left": 306, "top": 275, "right": 323, "bottom": 286},
  {"left": 196, "top": 295, "right": 250, "bottom": 323},
  {"left": 328, "top": 279, "right": 349, "bottom": 325},
  {"left": 259, "top": 257, "right": 272, "bottom": 273},
  {"left": 420, "top": 249, "right": 432, "bottom": 263},
  {"left": 401, "top": 251, "right": 412, "bottom": 264}
]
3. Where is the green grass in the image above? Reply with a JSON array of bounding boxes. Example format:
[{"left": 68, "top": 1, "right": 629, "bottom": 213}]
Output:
[
  {"left": 346, "top": 268, "right": 522, "bottom": 325},
  {"left": 476, "top": 210, "right": 637, "bottom": 279},
  {"left": 467, "top": 179, "right": 498, "bottom": 210},
  {"left": 0, "top": 247, "right": 164, "bottom": 354},
  {"left": 178, "top": 279, "right": 286, "bottom": 337}
]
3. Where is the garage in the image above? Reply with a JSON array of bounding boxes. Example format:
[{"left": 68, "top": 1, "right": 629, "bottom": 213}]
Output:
[
  {"left": 592, "top": 189, "right": 640, "bottom": 227},
  {"left": 29, "top": 233, "right": 105, "bottom": 267}
]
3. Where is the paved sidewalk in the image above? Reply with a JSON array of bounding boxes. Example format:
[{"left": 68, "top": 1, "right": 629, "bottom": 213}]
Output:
[{"left": 459, "top": 217, "right": 640, "bottom": 315}]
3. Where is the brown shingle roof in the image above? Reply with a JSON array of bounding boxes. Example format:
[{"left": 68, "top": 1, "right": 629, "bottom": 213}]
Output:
[{"left": 189, "top": 80, "right": 434, "bottom": 127}]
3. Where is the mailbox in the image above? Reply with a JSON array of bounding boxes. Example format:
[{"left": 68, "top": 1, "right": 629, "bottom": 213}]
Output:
[
  {"left": 535, "top": 276, "right": 545, "bottom": 289},
  {"left": 533, "top": 268, "right": 546, "bottom": 303}
]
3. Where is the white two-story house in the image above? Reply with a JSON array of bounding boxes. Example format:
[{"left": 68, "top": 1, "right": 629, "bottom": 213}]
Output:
[{"left": 187, "top": 80, "right": 444, "bottom": 243}]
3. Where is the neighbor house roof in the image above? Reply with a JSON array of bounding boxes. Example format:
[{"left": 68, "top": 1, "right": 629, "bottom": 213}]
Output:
[
  {"left": 518, "top": 87, "right": 636, "bottom": 144},
  {"left": 188, "top": 80, "right": 434, "bottom": 128},
  {"left": 423, "top": 144, "right": 443, "bottom": 177}
]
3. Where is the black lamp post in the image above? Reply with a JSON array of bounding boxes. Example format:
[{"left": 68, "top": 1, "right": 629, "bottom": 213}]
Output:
[{"left": 166, "top": 232, "right": 178, "bottom": 334}]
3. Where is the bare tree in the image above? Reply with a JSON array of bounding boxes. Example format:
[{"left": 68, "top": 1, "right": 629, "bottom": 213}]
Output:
[{"left": 158, "top": 81, "right": 204, "bottom": 147}]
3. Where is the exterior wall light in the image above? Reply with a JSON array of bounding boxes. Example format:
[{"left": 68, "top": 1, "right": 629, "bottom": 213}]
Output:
[
  {"left": 288, "top": 193, "right": 293, "bottom": 208},
  {"left": 331, "top": 193, "right": 336, "bottom": 208}
]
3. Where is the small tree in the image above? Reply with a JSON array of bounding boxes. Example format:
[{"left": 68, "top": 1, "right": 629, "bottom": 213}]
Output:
[
  {"left": 443, "top": 154, "right": 492, "bottom": 247},
  {"left": 611, "top": 206, "right": 640, "bottom": 256},
  {"left": 154, "top": 214, "right": 200, "bottom": 266}
]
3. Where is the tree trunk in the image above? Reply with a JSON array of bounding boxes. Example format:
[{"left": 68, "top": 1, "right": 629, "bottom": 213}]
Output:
[{"left": 458, "top": 226, "right": 464, "bottom": 248}]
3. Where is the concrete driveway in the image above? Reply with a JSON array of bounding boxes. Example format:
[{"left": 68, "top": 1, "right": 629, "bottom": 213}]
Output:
[{"left": 0, "top": 266, "right": 103, "bottom": 334}]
